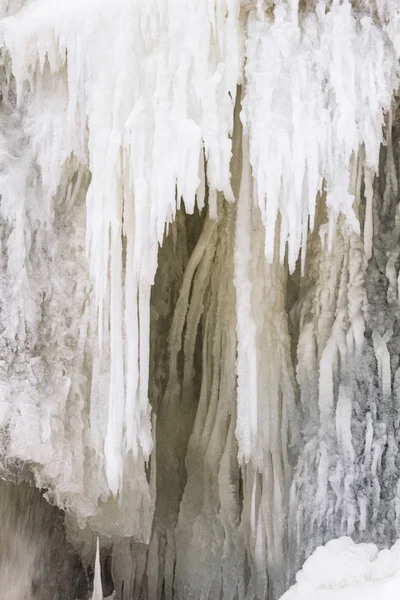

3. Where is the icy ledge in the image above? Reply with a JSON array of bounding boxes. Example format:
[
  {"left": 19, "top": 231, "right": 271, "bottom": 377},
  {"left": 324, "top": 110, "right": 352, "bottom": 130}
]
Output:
[{"left": 281, "top": 537, "right": 400, "bottom": 600}]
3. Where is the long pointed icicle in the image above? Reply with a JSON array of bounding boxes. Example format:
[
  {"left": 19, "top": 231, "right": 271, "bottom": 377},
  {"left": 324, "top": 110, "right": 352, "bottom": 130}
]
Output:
[{"left": 92, "top": 538, "right": 103, "bottom": 600}]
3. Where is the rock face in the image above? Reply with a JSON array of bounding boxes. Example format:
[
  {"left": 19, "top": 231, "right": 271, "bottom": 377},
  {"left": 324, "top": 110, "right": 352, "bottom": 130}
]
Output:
[
  {"left": 1, "top": 1, "right": 400, "bottom": 599},
  {"left": 0, "top": 481, "right": 88, "bottom": 599}
]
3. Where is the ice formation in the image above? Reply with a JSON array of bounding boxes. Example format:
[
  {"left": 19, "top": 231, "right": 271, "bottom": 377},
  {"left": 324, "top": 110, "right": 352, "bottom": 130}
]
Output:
[{"left": 1, "top": 0, "right": 400, "bottom": 598}]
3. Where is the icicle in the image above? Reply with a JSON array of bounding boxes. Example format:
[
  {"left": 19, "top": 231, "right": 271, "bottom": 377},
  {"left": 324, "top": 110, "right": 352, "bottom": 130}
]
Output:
[
  {"left": 92, "top": 538, "right": 103, "bottom": 600},
  {"left": 234, "top": 134, "right": 258, "bottom": 463},
  {"left": 372, "top": 331, "right": 391, "bottom": 402},
  {"left": 363, "top": 168, "right": 374, "bottom": 261}
]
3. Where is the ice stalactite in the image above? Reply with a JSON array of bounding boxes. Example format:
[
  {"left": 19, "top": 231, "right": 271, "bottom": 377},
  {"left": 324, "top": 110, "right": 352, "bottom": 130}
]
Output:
[
  {"left": 92, "top": 539, "right": 104, "bottom": 600},
  {"left": 2, "top": 1, "right": 400, "bottom": 599},
  {"left": 232, "top": 131, "right": 299, "bottom": 598}
]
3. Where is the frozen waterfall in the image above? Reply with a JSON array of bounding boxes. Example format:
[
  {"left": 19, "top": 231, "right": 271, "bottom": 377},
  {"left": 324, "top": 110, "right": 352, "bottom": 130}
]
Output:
[{"left": 1, "top": 0, "right": 400, "bottom": 598}]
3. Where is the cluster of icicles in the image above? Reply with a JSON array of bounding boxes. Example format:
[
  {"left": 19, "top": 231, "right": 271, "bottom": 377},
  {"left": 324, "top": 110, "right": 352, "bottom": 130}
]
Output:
[{"left": 1, "top": 0, "right": 400, "bottom": 598}]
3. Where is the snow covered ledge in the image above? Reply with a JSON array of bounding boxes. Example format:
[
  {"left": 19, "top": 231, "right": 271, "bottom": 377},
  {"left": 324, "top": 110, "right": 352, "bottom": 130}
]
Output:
[{"left": 281, "top": 537, "right": 400, "bottom": 600}]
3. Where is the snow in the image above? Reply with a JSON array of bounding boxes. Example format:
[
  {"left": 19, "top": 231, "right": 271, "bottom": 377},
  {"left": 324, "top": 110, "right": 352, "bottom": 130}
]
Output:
[{"left": 280, "top": 537, "right": 400, "bottom": 600}]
